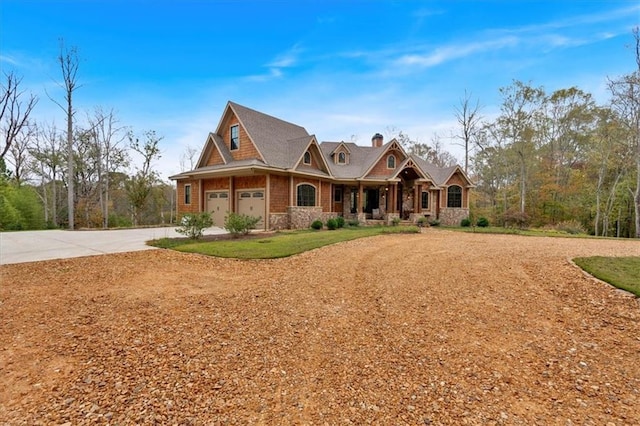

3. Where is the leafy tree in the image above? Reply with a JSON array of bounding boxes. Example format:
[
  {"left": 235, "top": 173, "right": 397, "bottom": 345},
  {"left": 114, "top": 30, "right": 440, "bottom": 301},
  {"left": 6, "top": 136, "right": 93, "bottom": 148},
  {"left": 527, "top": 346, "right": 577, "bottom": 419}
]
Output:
[{"left": 125, "top": 130, "right": 161, "bottom": 226}]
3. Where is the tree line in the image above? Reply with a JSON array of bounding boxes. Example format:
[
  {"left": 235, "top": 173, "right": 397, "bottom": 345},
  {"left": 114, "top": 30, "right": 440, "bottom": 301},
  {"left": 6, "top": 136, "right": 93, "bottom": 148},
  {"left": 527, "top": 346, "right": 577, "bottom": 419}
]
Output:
[
  {"left": 1, "top": 41, "right": 175, "bottom": 230},
  {"left": 395, "top": 29, "right": 640, "bottom": 238}
]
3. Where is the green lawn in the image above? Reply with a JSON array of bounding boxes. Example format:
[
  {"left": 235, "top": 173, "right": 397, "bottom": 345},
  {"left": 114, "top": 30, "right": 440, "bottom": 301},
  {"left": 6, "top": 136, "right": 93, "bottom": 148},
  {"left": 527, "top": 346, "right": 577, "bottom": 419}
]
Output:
[
  {"left": 447, "top": 226, "right": 603, "bottom": 238},
  {"left": 573, "top": 256, "right": 640, "bottom": 297},
  {"left": 150, "top": 226, "right": 419, "bottom": 259}
]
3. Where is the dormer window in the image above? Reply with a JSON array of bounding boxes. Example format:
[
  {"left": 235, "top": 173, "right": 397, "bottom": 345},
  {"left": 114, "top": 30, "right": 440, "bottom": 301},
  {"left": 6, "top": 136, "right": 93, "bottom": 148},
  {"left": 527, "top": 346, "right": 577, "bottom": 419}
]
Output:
[
  {"left": 338, "top": 152, "right": 346, "bottom": 164},
  {"left": 303, "top": 151, "right": 311, "bottom": 165},
  {"left": 387, "top": 154, "right": 396, "bottom": 169},
  {"left": 230, "top": 125, "right": 239, "bottom": 150}
]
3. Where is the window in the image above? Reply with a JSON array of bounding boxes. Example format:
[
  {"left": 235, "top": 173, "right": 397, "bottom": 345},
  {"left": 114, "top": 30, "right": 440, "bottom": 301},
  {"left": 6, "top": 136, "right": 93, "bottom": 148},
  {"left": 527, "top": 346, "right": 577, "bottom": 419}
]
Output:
[
  {"left": 230, "top": 125, "right": 239, "bottom": 150},
  {"left": 184, "top": 184, "right": 191, "bottom": 205},
  {"left": 338, "top": 152, "right": 346, "bottom": 164},
  {"left": 387, "top": 155, "right": 396, "bottom": 169},
  {"left": 447, "top": 185, "right": 462, "bottom": 208},
  {"left": 334, "top": 187, "right": 342, "bottom": 202},
  {"left": 303, "top": 151, "right": 311, "bottom": 165},
  {"left": 421, "top": 191, "right": 429, "bottom": 209},
  {"left": 297, "top": 184, "right": 316, "bottom": 206}
]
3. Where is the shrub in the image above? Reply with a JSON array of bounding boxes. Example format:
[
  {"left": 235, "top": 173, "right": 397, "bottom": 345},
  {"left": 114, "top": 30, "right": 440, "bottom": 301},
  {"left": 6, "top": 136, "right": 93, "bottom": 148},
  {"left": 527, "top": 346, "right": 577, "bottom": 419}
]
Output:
[
  {"left": 335, "top": 216, "right": 345, "bottom": 228},
  {"left": 391, "top": 217, "right": 401, "bottom": 226},
  {"left": 326, "top": 218, "right": 338, "bottom": 230},
  {"left": 460, "top": 218, "right": 472, "bottom": 227},
  {"left": 176, "top": 212, "right": 214, "bottom": 239},
  {"left": 311, "top": 219, "right": 323, "bottom": 230},
  {"left": 416, "top": 216, "right": 429, "bottom": 227},
  {"left": 476, "top": 217, "right": 490, "bottom": 227},
  {"left": 347, "top": 219, "right": 360, "bottom": 227},
  {"left": 224, "top": 212, "right": 261, "bottom": 237},
  {"left": 502, "top": 210, "right": 530, "bottom": 229},
  {"left": 556, "top": 220, "right": 586, "bottom": 235},
  {"left": 428, "top": 219, "right": 440, "bottom": 227}
]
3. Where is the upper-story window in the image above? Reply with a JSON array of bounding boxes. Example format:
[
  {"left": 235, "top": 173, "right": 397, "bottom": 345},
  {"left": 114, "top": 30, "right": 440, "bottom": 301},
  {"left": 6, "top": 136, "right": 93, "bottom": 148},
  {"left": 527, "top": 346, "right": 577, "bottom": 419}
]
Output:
[
  {"left": 303, "top": 151, "right": 311, "bottom": 165},
  {"left": 230, "top": 125, "right": 239, "bottom": 150},
  {"left": 387, "top": 154, "right": 396, "bottom": 169},
  {"left": 338, "top": 152, "right": 346, "bottom": 164},
  {"left": 447, "top": 185, "right": 462, "bottom": 208}
]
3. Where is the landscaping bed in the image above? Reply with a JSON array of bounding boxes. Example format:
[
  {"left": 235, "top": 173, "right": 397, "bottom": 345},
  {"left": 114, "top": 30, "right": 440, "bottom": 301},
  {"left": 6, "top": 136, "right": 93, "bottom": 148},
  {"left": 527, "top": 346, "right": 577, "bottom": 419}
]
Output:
[{"left": 1, "top": 230, "right": 639, "bottom": 424}]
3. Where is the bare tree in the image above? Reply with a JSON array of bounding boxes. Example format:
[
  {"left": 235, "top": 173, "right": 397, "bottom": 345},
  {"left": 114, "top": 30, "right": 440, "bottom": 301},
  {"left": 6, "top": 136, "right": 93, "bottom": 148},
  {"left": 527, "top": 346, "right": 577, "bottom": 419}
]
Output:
[
  {"left": 30, "top": 122, "right": 65, "bottom": 226},
  {"left": 179, "top": 144, "right": 198, "bottom": 172},
  {"left": 608, "top": 27, "right": 640, "bottom": 238},
  {"left": 88, "top": 107, "right": 127, "bottom": 228},
  {"left": 0, "top": 71, "right": 38, "bottom": 160},
  {"left": 49, "top": 40, "right": 80, "bottom": 229},
  {"left": 453, "top": 90, "right": 483, "bottom": 174},
  {"left": 6, "top": 123, "right": 36, "bottom": 185}
]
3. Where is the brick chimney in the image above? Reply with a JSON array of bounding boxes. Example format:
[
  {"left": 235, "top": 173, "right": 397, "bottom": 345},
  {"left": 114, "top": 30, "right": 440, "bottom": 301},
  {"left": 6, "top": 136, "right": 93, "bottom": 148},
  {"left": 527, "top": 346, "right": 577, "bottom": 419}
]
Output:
[{"left": 372, "top": 133, "right": 383, "bottom": 148}]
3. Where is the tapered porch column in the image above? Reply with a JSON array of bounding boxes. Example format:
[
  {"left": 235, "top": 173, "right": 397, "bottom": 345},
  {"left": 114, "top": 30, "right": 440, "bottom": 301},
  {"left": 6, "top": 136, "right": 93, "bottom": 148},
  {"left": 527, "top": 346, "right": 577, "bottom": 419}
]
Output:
[
  {"left": 390, "top": 182, "right": 397, "bottom": 213},
  {"left": 414, "top": 184, "right": 421, "bottom": 213},
  {"left": 358, "top": 183, "right": 364, "bottom": 213}
]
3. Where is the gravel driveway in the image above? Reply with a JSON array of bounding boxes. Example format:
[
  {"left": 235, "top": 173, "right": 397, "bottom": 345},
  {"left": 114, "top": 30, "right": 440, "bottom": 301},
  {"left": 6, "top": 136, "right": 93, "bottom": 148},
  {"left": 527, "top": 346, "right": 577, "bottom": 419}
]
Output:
[{"left": 1, "top": 230, "right": 639, "bottom": 424}]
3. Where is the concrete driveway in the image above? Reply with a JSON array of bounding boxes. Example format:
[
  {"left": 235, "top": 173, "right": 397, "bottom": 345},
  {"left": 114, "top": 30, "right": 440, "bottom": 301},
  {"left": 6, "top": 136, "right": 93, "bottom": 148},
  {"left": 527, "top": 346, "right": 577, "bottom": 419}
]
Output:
[{"left": 0, "top": 227, "right": 227, "bottom": 265}]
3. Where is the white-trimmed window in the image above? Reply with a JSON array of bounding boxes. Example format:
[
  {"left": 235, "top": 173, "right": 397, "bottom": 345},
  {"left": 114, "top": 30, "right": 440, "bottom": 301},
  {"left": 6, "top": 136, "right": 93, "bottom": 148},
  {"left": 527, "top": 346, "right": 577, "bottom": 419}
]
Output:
[
  {"left": 230, "top": 125, "right": 239, "bottom": 150},
  {"left": 297, "top": 184, "right": 316, "bottom": 206},
  {"left": 447, "top": 185, "right": 462, "bottom": 208},
  {"left": 303, "top": 151, "right": 311, "bottom": 165},
  {"left": 387, "top": 154, "right": 396, "bottom": 169},
  {"left": 338, "top": 152, "right": 346, "bottom": 164},
  {"left": 184, "top": 184, "right": 192, "bottom": 205}
]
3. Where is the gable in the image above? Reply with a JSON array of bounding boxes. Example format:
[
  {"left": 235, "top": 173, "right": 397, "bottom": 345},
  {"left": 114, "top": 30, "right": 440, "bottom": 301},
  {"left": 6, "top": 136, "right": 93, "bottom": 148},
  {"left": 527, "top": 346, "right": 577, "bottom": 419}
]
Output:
[
  {"left": 218, "top": 109, "right": 263, "bottom": 162},
  {"left": 294, "top": 137, "right": 332, "bottom": 175},
  {"left": 363, "top": 140, "right": 406, "bottom": 178},
  {"left": 446, "top": 170, "right": 467, "bottom": 187}
]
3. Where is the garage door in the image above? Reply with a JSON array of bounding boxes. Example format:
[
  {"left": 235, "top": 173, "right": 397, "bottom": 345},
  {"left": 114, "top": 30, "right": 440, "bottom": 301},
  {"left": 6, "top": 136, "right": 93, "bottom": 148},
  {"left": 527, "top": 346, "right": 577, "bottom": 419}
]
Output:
[
  {"left": 206, "top": 191, "right": 229, "bottom": 227},
  {"left": 237, "top": 190, "right": 265, "bottom": 228}
]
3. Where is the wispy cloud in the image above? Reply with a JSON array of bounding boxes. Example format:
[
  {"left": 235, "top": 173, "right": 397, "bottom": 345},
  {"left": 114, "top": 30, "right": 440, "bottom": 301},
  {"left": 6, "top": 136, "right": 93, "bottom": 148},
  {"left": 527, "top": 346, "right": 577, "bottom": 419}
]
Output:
[
  {"left": 0, "top": 55, "right": 19, "bottom": 66},
  {"left": 395, "top": 37, "right": 519, "bottom": 68}
]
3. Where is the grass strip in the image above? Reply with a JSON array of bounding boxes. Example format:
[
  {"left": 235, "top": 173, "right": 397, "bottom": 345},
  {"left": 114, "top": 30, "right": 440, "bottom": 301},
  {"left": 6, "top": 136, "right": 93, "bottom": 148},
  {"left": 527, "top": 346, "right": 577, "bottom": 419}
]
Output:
[
  {"left": 151, "top": 226, "right": 419, "bottom": 259},
  {"left": 573, "top": 256, "right": 640, "bottom": 297}
]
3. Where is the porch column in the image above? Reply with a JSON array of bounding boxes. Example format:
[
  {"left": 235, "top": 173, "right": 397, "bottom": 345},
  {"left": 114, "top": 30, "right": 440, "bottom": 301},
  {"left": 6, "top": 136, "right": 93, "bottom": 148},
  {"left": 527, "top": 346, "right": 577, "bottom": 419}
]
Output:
[
  {"left": 416, "top": 184, "right": 422, "bottom": 213},
  {"left": 358, "top": 183, "right": 364, "bottom": 213},
  {"left": 390, "top": 183, "right": 397, "bottom": 213}
]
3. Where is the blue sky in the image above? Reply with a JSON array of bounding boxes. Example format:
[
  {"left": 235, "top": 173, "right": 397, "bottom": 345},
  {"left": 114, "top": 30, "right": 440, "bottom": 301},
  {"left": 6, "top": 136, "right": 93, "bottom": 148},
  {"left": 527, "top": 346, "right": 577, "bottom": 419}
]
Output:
[{"left": 1, "top": 0, "right": 639, "bottom": 180}]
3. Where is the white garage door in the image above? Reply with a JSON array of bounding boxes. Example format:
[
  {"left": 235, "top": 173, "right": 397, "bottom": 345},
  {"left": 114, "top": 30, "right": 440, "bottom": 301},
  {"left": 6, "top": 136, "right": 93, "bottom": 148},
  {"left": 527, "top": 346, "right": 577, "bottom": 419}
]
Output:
[
  {"left": 206, "top": 191, "right": 229, "bottom": 227},
  {"left": 237, "top": 190, "right": 265, "bottom": 229}
]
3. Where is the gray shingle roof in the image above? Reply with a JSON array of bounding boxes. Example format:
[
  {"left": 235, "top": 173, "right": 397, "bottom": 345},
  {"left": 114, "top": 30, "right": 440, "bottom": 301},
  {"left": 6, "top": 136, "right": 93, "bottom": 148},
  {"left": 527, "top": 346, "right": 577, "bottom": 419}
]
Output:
[
  {"left": 320, "top": 141, "right": 386, "bottom": 179},
  {"left": 229, "top": 102, "right": 310, "bottom": 169}
]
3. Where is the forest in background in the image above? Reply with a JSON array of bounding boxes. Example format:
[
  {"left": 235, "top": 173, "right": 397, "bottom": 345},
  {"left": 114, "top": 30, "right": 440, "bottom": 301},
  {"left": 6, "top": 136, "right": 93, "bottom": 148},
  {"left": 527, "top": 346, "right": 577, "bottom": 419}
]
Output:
[{"left": 1, "top": 31, "right": 639, "bottom": 238}]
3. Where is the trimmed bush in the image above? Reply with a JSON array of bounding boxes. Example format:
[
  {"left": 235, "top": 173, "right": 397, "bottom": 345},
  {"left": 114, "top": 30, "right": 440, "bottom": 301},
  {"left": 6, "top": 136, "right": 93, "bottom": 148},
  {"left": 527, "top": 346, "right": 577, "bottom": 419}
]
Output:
[
  {"left": 391, "top": 217, "right": 401, "bottom": 226},
  {"left": 224, "top": 212, "right": 261, "bottom": 237},
  {"left": 416, "top": 216, "right": 429, "bottom": 227},
  {"left": 311, "top": 219, "right": 323, "bottom": 230},
  {"left": 336, "top": 216, "right": 345, "bottom": 228},
  {"left": 428, "top": 219, "right": 440, "bottom": 227},
  {"left": 476, "top": 217, "right": 490, "bottom": 227},
  {"left": 347, "top": 219, "right": 360, "bottom": 227},
  {"left": 460, "top": 218, "right": 472, "bottom": 227},
  {"left": 177, "top": 212, "right": 213, "bottom": 239},
  {"left": 326, "top": 218, "right": 338, "bottom": 230}
]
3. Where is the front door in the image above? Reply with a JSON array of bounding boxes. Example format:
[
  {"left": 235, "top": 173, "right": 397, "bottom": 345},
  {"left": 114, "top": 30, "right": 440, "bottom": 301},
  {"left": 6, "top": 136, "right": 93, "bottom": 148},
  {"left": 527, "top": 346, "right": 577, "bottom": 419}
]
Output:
[
  {"left": 333, "top": 186, "right": 343, "bottom": 215},
  {"left": 364, "top": 188, "right": 379, "bottom": 214}
]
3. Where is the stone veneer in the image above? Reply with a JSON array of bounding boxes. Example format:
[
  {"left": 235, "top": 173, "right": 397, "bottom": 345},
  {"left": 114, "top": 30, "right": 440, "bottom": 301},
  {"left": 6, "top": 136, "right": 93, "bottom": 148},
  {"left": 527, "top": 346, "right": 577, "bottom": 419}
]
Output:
[
  {"left": 439, "top": 207, "right": 469, "bottom": 226},
  {"left": 287, "top": 206, "right": 323, "bottom": 229},
  {"left": 269, "top": 213, "right": 290, "bottom": 230}
]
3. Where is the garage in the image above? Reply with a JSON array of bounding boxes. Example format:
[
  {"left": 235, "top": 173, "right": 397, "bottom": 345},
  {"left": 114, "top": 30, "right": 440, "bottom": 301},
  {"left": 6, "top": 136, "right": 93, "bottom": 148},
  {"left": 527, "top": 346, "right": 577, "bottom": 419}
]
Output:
[
  {"left": 237, "top": 189, "right": 265, "bottom": 228},
  {"left": 206, "top": 191, "right": 229, "bottom": 227}
]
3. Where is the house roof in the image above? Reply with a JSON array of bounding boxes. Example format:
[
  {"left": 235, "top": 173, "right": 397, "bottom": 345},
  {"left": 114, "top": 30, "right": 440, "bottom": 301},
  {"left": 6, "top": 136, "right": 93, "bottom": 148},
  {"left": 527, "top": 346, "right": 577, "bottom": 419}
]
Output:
[
  {"left": 173, "top": 101, "right": 474, "bottom": 186},
  {"left": 227, "top": 102, "right": 310, "bottom": 169}
]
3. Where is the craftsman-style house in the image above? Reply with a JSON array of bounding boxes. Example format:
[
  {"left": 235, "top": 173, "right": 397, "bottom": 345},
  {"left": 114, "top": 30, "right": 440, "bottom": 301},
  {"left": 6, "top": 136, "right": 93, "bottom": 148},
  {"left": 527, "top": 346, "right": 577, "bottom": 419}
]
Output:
[{"left": 170, "top": 101, "right": 473, "bottom": 230}]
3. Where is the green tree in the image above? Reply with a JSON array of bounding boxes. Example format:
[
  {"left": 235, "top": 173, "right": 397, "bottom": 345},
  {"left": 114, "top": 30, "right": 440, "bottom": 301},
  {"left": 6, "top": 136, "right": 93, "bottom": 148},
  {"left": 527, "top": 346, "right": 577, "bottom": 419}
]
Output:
[{"left": 125, "top": 130, "right": 161, "bottom": 226}]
